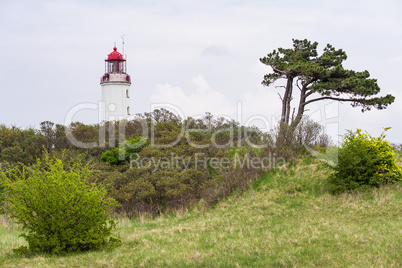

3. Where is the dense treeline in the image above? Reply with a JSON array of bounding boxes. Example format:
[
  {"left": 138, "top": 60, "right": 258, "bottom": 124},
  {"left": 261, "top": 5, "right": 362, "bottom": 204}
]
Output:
[{"left": 1, "top": 109, "right": 330, "bottom": 216}]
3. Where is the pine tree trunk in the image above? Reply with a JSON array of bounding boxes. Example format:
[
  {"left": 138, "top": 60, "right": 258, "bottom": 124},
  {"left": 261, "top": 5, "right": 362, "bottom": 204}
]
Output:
[
  {"left": 280, "top": 77, "right": 294, "bottom": 124},
  {"left": 290, "top": 85, "right": 307, "bottom": 131}
]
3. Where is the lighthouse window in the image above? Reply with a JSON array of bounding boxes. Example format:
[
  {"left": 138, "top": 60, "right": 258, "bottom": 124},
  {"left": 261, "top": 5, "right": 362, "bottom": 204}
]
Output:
[
  {"left": 127, "top": 106, "right": 130, "bottom": 115},
  {"left": 126, "top": 89, "right": 129, "bottom": 98},
  {"left": 112, "top": 61, "right": 118, "bottom": 72}
]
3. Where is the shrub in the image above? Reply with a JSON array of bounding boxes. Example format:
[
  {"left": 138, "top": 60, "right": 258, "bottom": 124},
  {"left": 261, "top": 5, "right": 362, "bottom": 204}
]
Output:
[
  {"left": 329, "top": 129, "right": 402, "bottom": 193},
  {"left": 100, "top": 137, "right": 146, "bottom": 165},
  {"left": 1, "top": 154, "right": 120, "bottom": 254},
  {"left": 273, "top": 118, "right": 330, "bottom": 162}
]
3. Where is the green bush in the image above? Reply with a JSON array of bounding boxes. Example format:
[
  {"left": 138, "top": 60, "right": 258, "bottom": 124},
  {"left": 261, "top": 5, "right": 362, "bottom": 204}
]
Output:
[
  {"left": 100, "top": 137, "right": 146, "bottom": 165},
  {"left": 1, "top": 154, "right": 120, "bottom": 254},
  {"left": 329, "top": 129, "right": 402, "bottom": 193}
]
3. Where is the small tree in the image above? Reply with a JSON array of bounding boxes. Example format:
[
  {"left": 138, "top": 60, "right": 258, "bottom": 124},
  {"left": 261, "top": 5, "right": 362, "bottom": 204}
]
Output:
[
  {"left": 1, "top": 154, "right": 120, "bottom": 254},
  {"left": 329, "top": 129, "right": 402, "bottom": 193},
  {"left": 40, "top": 121, "right": 55, "bottom": 151}
]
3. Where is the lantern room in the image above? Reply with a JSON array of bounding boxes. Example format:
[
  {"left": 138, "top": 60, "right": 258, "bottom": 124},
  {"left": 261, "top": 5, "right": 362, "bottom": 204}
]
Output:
[
  {"left": 100, "top": 46, "right": 131, "bottom": 84},
  {"left": 105, "top": 47, "right": 126, "bottom": 73}
]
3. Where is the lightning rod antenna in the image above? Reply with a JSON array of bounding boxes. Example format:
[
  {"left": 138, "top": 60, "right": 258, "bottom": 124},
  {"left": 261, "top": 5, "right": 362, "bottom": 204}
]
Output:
[{"left": 121, "top": 34, "right": 125, "bottom": 58}]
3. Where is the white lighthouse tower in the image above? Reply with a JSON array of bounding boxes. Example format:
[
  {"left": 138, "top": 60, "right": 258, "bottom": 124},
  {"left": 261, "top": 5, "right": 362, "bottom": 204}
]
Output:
[{"left": 100, "top": 47, "right": 131, "bottom": 121}]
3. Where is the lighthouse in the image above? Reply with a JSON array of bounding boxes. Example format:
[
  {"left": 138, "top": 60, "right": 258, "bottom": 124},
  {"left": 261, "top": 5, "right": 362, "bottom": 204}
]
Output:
[{"left": 100, "top": 47, "right": 131, "bottom": 121}]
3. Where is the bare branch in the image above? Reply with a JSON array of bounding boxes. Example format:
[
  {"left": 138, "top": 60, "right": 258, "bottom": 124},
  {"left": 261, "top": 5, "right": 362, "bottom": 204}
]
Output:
[{"left": 277, "top": 93, "right": 283, "bottom": 101}]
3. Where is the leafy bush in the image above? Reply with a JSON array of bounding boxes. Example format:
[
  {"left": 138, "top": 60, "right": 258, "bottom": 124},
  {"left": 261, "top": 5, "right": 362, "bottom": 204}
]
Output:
[
  {"left": 100, "top": 137, "right": 146, "bottom": 165},
  {"left": 1, "top": 154, "right": 120, "bottom": 254},
  {"left": 329, "top": 129, "right": 402, "bottom": 193}
]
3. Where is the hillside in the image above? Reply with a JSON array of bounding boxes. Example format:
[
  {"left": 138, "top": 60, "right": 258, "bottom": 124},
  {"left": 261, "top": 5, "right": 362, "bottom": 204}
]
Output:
[{"left": 1, "top": 155, "right": 401, "bottom": 267}]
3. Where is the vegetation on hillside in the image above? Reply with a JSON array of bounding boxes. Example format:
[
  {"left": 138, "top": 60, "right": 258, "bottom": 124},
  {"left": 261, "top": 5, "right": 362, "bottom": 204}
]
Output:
[
  {"left": 1, "top": 105, "right": 401, "bottom": 259},
  {"left": 1, "top": 109, "right": 329, "bottom": 217},
  {"left": 0, "top": 157, "right": 401, "bottom": 266}
]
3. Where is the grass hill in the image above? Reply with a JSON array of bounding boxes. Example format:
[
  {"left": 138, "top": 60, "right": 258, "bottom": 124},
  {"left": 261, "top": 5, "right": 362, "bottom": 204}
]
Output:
[{"left": 1, "top": 154, "right": 401, "bottom": 267}]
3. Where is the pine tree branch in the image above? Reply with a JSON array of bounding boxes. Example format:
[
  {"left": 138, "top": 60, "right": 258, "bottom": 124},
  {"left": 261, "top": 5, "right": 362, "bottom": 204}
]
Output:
[
  {"left": 303, "top": 96, "right": 364, "bottom": 106},
  {"left": 271, "top": 66, "right": 286, "bottom": 75},
  {"left": 296, "top": 78, "right": 303, "bottom": 91}
]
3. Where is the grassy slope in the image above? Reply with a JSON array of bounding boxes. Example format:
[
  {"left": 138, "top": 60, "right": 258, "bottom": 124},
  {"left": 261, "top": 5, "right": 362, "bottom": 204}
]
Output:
[{"left": 0, "top": 155, "right": 401, "bottom": 267}]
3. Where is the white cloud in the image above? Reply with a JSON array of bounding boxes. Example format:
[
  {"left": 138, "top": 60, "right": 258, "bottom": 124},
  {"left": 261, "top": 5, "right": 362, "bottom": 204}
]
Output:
[
  {"left": 150, "top": 74, "right": 283, "bottom": 131},
  {"left": 151, "top": 75, "right": 233, "bottom": 118}
]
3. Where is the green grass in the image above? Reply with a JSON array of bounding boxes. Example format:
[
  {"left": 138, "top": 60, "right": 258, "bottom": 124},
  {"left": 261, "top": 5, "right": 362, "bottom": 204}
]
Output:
[
  {"left": 1, "top": 157, "right": 401, "bottom": 267},
  {"left": 396, "top": 150, "right": 402, "bottom": 166}
]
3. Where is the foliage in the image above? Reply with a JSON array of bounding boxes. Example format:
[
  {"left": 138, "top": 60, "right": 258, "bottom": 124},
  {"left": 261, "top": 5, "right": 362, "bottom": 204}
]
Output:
[
  {"left": 40, "top": 121, "right": 55, "bottom": 151},
  {"left": 260, "top": 39, "right": 395, "bottom": 129},
  {"left": 0, "top": 109, "right": 329, "bottom": 217},
  {"left": 0, "top": 125, "right": 46, "bottom": 165},
  {"left": 329, "top": 129, "right": 402, "bottom": 193},
  {"left": 0, "top": 113, "right": 273, "bottom": 217},
  {"left": 1, "top": 154, "right": 120, "bottom": 254},
  {"left": 91, "top": 118, "right": 269, "bottom": 216},
  {"left": 93, "top": 145, "right": 261, "bottom": 216},
  {"left": 100, "top": 137, "right": 147, "bottom": 165},
  {"left": 2, "top": 157, "right": 401, "bottom": 267}
]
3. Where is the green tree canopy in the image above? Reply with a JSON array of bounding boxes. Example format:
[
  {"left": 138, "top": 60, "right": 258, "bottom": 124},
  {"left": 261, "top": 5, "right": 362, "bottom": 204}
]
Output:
[{"left": 260, "top": 39, "right": 395, "bottom": 129}]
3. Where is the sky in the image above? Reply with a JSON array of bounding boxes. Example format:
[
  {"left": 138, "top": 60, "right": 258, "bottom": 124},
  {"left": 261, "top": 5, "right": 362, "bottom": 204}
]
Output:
[{"left": 0, "top": 0, "right": 401, "bottom": 143}]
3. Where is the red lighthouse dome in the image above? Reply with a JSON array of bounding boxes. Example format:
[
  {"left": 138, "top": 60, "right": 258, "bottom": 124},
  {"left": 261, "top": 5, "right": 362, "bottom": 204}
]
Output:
[
  {"left": 102, "top": 46, "right": 129, "bottom": 75},
  {"left": 107, "top": 47, "right": 124, "bottom": 61}
]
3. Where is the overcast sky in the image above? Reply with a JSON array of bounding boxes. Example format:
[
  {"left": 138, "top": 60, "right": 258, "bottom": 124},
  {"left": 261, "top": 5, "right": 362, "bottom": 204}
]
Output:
[{"left": 1, "top": 0, "right": 401, "bottom": 143}]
